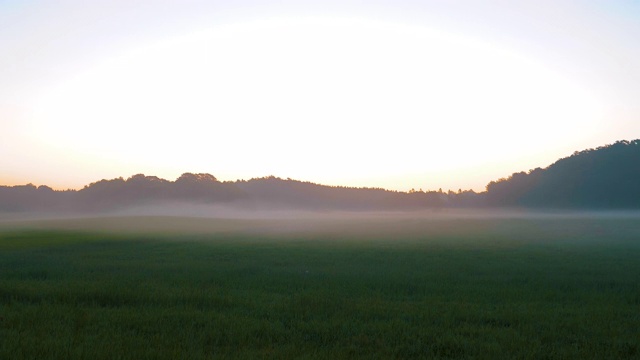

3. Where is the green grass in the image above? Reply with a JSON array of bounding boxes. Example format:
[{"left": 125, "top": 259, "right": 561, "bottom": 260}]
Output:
[{"left": 1, "top": 216, "right": 639, "bottom": 359}]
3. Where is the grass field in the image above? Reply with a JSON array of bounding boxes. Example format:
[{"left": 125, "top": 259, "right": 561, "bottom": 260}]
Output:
[{"left": 1, "top": 214, "right": 639, "bottom": 359}]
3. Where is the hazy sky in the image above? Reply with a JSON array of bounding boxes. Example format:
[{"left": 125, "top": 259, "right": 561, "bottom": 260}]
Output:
[{"left": 2, "top": 0, "right": 639, "bottom": 191}]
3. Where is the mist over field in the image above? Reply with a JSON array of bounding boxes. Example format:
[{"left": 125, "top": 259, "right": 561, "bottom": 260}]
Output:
[
  {"left": 3, "top": 207, "right": 640, "bottom": 241},
  {"left": 2, "top": 1, "right": 640, "bottom": 356},
  {"left": 2, "top": 210, "right": 640, "bottom": 359}
]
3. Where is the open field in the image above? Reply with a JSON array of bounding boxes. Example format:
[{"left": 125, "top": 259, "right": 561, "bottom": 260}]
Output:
[{"left": 1, "top": 214, "right": 639, "bottom": 359}]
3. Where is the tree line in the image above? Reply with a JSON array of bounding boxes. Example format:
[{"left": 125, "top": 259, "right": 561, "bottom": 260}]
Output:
[{"left": 1, "top": 140, "right": 638, "bottom": 213}]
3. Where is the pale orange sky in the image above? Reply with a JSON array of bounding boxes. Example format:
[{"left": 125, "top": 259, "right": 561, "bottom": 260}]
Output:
[{"left": 1, "top": 1, "right": 639, "bottom": 192}]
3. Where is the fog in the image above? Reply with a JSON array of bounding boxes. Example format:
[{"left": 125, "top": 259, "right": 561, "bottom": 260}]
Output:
[{"left": 2, "top": 202, "right": 640, "bottom": 244}]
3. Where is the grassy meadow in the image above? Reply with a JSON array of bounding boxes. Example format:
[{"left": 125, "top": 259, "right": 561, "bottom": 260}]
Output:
[{"left": 0, "top": 214, "right": 639, "bottom": 359}]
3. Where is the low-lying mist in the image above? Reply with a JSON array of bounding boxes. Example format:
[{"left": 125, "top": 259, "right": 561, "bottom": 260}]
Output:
[{"left": 2, "top": 202, "right": 640, "bottom": 246}]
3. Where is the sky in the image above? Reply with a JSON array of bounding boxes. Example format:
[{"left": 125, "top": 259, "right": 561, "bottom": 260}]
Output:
[{"left": 1, "top": 0, "right": 639, "bottom": 192}]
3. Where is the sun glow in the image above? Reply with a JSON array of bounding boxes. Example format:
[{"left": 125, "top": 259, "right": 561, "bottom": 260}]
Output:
[{"left": 29, "top": 17, "right": 603, "bottom": 190}]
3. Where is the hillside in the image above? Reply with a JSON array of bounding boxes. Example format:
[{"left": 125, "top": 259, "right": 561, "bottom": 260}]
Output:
[{"left": 486, "top": 140, "right": 640, "bottom": 208}]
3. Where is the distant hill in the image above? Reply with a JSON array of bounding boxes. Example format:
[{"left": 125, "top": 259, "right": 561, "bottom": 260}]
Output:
[
  {"left": 1, "top": 139, "right": 639, "bottom": 213},
  {"left": 486, "top": 140, "right": 640, "bottom": 208}
]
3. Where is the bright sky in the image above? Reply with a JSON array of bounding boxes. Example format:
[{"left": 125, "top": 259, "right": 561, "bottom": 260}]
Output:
[{"left": 2, "top": 1, "right": 639, "bottom": 191}]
